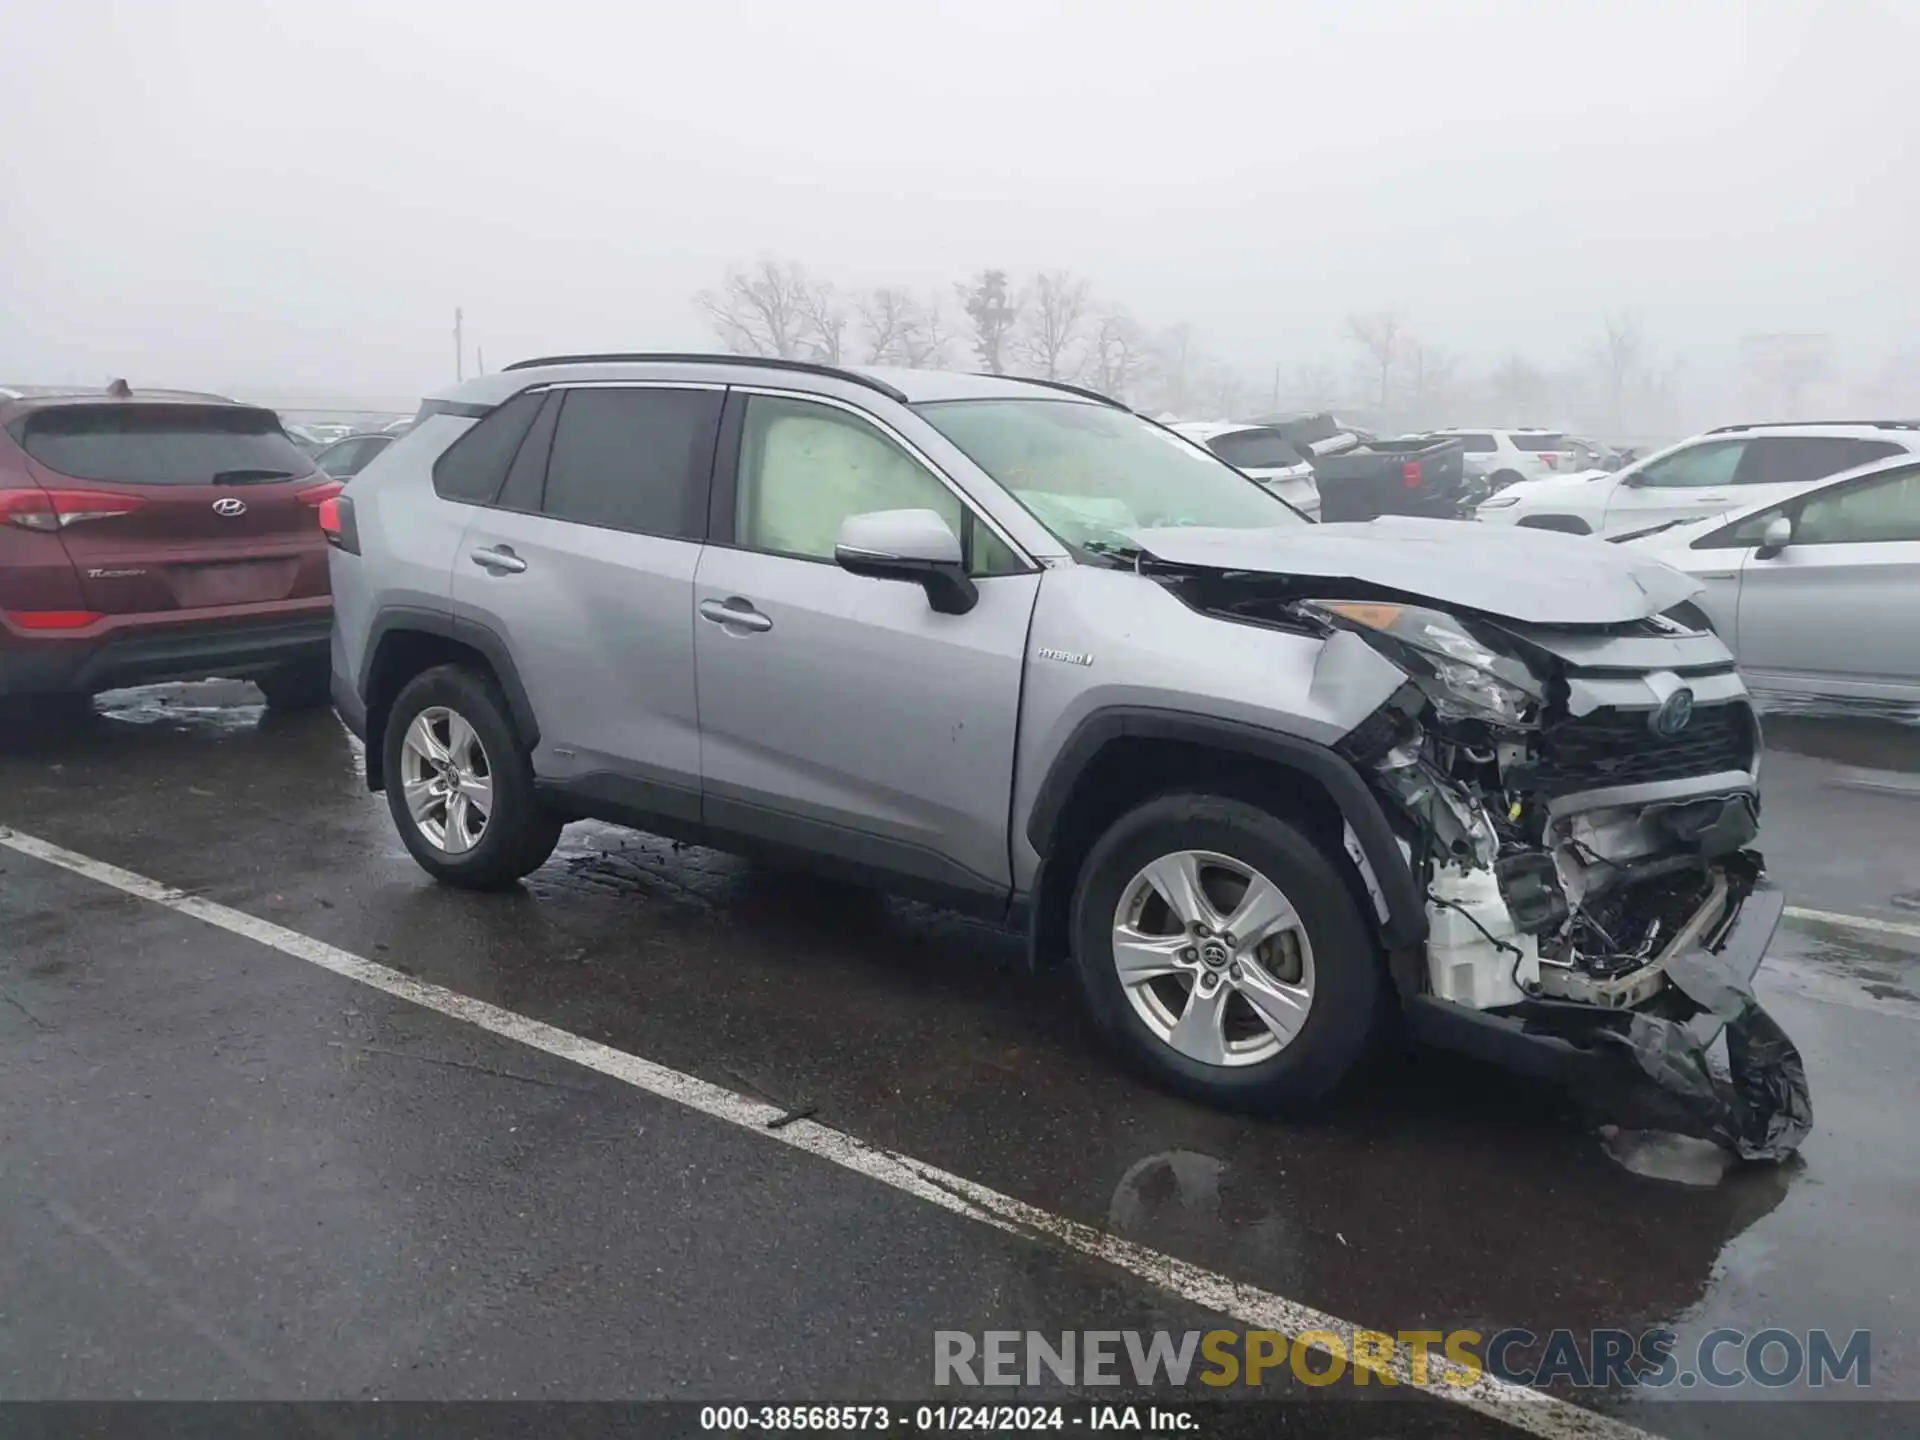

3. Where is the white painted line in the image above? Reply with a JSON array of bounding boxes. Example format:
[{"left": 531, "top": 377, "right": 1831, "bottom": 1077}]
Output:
[
  {"left": 1785, "top": 904, "right": 1920, "bottom": 943},
  {"left": 0, "top": 824, "right": 1652, "bottom": 1440}
]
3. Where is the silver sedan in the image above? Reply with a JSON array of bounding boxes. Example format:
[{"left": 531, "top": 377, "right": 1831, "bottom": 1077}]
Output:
[{"left": 1620, "top": 452, "right": 1920, "bottom": 709}]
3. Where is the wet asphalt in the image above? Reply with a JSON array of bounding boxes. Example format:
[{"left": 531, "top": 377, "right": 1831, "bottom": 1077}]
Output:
[{"left": 1, "top": 685, "right": 1916, "bottom": 1434}]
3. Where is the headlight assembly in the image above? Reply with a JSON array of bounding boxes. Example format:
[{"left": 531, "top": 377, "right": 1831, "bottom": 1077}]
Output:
[{"left": 1301, "top": 600, "right": 1543, "bottom": 727}]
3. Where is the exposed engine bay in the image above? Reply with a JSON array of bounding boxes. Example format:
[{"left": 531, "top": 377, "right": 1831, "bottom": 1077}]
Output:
[{"left": 1160, "top": 564, "right": 1812, "bottom": 1160}]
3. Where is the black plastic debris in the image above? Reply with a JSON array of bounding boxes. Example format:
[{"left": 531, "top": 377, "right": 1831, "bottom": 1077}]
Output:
[{"left": 1598, "top": 947, "right": 1813, "bottom": 1162}]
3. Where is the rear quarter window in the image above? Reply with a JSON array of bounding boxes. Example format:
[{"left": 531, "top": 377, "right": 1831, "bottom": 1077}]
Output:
[
  {"left": 1509, "top": 433, "right": 1567, "bottom": 451},
  {"left": 14, "top": 404, "right": 316, "bottom": 484},
  {"left": 430, "top": 389, "right": 546, "bottom": 503}
]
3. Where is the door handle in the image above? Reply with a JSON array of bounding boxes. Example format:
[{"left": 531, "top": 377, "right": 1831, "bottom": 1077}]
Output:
[
  {"left": 699, "top": 597, "right": 773, "bottom": 633},
  {"left": 1695, "top": 493, "right": 1729, "bottom": 503},
  {"left": 469, "top": 545, "right": 527, "bottom": 574}
]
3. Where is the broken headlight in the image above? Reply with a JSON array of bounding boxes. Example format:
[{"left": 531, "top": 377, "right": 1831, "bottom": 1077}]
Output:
[{"left": 1302, "top": 601, "right": 1543, "bottom": 726}]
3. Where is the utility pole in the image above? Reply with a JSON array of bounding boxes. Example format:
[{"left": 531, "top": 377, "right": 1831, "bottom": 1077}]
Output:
[
  {"left": 454, "top": 307, "right": 465, "bottom": 382},
  {"left": 476, "top": 347, "right": 486, "bottom": 376},
  {"left": 1271, "top": 363, "right": 1281, "bottom": 411}
]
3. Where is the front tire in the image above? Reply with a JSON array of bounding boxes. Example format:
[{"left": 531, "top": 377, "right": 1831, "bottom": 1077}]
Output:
[
  {"left": 383, "top": 664, "right": 562, "bottom": 888},
  {"left": 1067, "top": 794, "right": 1382, "bottom": 1111}
]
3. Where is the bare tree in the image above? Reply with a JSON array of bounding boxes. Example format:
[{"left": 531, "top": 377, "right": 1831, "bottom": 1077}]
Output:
[
  {"left": 957, "top": 269, "right": 1019, "bottom": 375},
  {"left": 1400, "top": 339, "right": 1463, "bottom": 427},
  {"left": 855, "top": 287, "right": 916, "bottom": 364},
  {"left": 1087, "top": 309, "right": 1148, "bottom": 401},
  {"left": 1287, "top": 362, "right": 1342, "bottom": 414},
  {"left": 794, "top": 277, "right": 850, "bottom": 364},
  {"left": 898, "top": 291, "right": 955, "bottom": 370},
  {"left": 1146, "top": 323, "right": 1199, "bottom": 415},
  {"left": 1347, "top": 309, "right": 1404, "bottom": 408},
  {"left": 1015, "top": 270, "right": 1093, "bottom": 381},
  {"left": 697, "top": 258, "right": 813, "bottom": 359},
  {"left": 1591, "top": 313, "right": 1644, "bottom": 431},
  {"left": 1487, "top": 354, "right": 1552, "bottom": 420}
]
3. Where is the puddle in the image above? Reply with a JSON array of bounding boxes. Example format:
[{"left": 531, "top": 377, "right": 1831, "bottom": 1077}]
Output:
[{"left": 1600, "top": 1126, "right": 1734, "bottom": 1187}]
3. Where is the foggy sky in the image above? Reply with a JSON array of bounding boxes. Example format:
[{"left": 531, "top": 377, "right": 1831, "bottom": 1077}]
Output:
[{"left": 2, "top": 0, "right": 1914, "bottom": 401}]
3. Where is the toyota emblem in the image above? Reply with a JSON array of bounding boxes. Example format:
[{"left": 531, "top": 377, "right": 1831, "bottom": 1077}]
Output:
[
  {"left": 211, "top": 497, "right": 247, "bottom": 517},
  {"left": 1649, "top": 687, "right": 1695, "bottom": 738}
]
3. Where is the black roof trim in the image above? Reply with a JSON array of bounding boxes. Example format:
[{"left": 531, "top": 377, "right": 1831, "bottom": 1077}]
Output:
[
  {"left": 1707, "top": 419, "right": 1920, "bottom": 434},
  {"left": 500, "top": 352, "right": 910, "bottom": 404},
  {"left": 976, "top": 373, "right": 1128, "bottom": 410}
]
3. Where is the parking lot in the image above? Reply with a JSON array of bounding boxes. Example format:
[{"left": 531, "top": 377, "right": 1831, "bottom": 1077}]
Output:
[{"left": 1, "top": 683, "right": 1915, "bottom": 1435}]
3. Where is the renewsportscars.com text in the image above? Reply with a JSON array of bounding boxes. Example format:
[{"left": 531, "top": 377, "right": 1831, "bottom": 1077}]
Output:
[{"left": 934, "top": 1327, "right": 1871, "bottom": 1391}]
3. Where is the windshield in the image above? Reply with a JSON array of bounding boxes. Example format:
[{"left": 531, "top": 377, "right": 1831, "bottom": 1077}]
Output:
[{"left": 918, "top": 399, "right": 1303, "bottom": 555}]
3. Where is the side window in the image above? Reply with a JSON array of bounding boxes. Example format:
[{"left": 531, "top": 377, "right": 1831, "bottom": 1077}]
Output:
[
  {"left": 1633, "top": 440, "right": 1747, "bottom": 489},
  {"left": 1848, "top": 439, "right": 1908, "bottom": 467},
  {"left": 494, "top": 390, "right": 562, "bottom": 513},
  {"left": 1733, "top": 436, "right": 1885, "bottom": 487},
  {"left": 1793, "top": 467, "right": 1920, "bottom": 545},
  {"left": 541, "top": 386, "right": 722, "bottom": 539},
  {"left": 735, "top": 396, "right": 1020, "bottom": 577},
  {"left": 430, "top": 389, "right": 545, "bottom": 503},
  {"left": 1457, "top": 434, "right": 1498, "bottom": 453}
]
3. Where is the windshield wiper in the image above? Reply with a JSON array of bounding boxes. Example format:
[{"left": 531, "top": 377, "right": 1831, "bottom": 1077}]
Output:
[
  {"left": 1079, "top": 537, "right": 1144, "bottom": 566},
  {"left": 211, "top": 468, "right": 299, "bottom": 484}
]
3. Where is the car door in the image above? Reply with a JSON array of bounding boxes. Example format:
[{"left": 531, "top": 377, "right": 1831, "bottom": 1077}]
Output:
[
  {"left": 450, "top": 382, "right": 722, "bottom": 819},
  {"left": 1733, "top": 464, "right": 1920, "bottom": 703},
  {"left": 1602, "top": 437, "right": 1752, "bottom": 532},
  {"left": 692, "top": 389, "right": 1041, "bottom": 912}
]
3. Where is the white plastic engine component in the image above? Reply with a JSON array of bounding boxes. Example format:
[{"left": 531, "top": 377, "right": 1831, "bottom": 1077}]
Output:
[{"left": 1425, "top": 866, "right": 1539, "bottom": 1010}]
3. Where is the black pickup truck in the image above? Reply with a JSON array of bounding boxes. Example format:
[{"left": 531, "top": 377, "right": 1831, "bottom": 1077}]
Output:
[{"left": 1304, "top": 435, "right": 1469, "bottom": 522}]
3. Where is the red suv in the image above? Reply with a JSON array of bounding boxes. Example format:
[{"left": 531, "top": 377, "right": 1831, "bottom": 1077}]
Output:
[{"left": 0, "top": 384, "right": 341, "bottom": 718}]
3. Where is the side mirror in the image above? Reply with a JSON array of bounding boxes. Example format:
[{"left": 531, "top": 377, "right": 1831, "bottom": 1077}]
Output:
[
  {"left": 833, "top": 509, "right": 978, "bottom": 615},
  {"left": 1756, "top": 515, "right": 1794, "bottom": 558}
]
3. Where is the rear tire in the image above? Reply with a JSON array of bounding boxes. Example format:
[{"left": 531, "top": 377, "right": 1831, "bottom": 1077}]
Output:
[
  {"left": 1067, "top": 793, "right": 1382, "bottom": 1111},
  {"left": 255, "top": 663, "right": 332, "bottom": 710},
  {"left": 383, "top": 664, "right": 562, "bottom": 889}
]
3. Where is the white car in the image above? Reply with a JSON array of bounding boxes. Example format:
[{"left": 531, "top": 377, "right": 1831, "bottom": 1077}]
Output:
[
  {"left": 1620, "top": 451, "right": 1920, "bottom": 707},
  {"left": 1475, "top": 421, "right": 1920, "bottom": 536},
  {"left": 1430, "top": 428, "right": 1577, "bottom": 495},
  {"left": 1169, "top": 421, "right": 1322, "bottom": 518}
]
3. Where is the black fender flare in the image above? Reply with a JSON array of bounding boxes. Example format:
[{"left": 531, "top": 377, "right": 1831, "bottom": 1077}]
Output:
[
  {"left": 1024, "top": 707, "right": 1427, "bottom": 951},
  {"left": 358, "top": 606, "right": 542, "bottom": 765}
]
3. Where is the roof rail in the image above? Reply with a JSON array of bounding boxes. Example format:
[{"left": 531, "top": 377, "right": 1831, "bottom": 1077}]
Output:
[
  {"left": 500, "top": 352, "right": 910, "bottom": 404},
  {"left": 1708, "top": 419, "right": 1920, "bottom": 434},
  {"left": 979, "top": 373, "right": 1128, "bottom": 410}
]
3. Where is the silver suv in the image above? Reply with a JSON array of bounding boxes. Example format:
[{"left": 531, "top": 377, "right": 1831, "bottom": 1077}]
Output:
[{"left": 326, "top": 355, "right": 1788, "bottom": 1119}]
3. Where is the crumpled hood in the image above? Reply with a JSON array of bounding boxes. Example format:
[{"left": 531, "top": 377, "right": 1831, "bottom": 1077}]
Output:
[{"left": 1130, "top": 517, "right": 1703, "bottom": 625}]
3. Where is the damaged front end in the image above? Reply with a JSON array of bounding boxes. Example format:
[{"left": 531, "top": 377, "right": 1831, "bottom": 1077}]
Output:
[{"left": 1298, "top": 598, "right": 1812, "bottom": 1161}]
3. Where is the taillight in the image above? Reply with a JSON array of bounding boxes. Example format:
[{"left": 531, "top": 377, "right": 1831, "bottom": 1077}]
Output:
[
  {"left": 0, "top": 488, "right": 144, "bottom": 531},
  {"left": 297, "top": 480, "right": 346, "bottom": 508},
  {"left": 1401, "top": 461, "right": 1424, "bottom": 488},
  {"left": 1542, "top": 453, "right": 1560, "bottom": 470},
  {"left": 4, "top": 610, "right": 104, "bottom": 631},
  {"left": 317, "top": 492, "right": 359, "bottom": 553}
]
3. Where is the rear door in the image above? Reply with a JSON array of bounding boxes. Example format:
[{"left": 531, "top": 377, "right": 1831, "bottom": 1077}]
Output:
[
  {"left": 1734, "top": 464, "right": 1920, "bottom": 703},
  {"left": 1725, "top": 436, "right": 1909, "bottom": 516},
  {"left": 1509, "top": 431, "right": 1569, "bottom": 478},
  {"left": 449, "top": 383, "right": 721, "bottom": 812},
  {"left": 13, "top": 403, "right": 331, "bottom": 616}
]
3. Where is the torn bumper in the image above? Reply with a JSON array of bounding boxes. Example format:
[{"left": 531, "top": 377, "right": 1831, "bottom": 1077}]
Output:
[{"left": 1407, "top": 875, "right": 1812, "bottom": 1161}]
